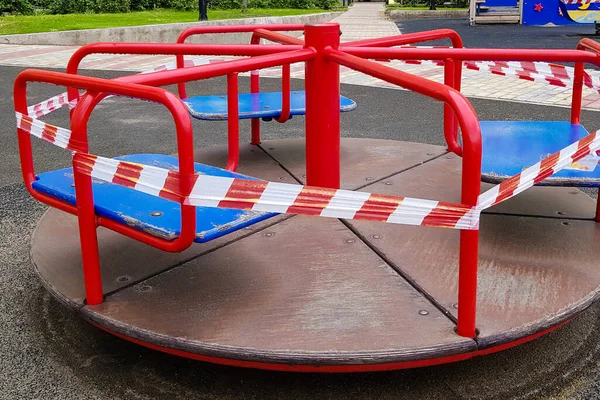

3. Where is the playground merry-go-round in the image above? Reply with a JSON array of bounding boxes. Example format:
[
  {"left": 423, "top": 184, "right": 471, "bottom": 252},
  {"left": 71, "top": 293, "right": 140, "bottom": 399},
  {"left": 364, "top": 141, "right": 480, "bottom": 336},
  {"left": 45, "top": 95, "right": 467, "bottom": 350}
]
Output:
[{"left": 13, "top": 22, "right": 600, "bottom": 372}]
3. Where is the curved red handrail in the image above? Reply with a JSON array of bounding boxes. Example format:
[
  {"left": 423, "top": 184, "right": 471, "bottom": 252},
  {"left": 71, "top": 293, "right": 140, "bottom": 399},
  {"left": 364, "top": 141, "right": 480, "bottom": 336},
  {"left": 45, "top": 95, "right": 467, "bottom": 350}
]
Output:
[
  {"left": 344, "top": 45, "right": 600, "bottom": 152},
  {"left": 341, "top": 29, "right": 463, "bottom": 49},
  {"left": 65, "top": 42, "right": 302, "bottom": 105},
  {"left": 176, "top": 24, "right": 304, "bottom": 99},
  {"left": 325, "top": 48, "right": 482, "bottom": 338},
  {"left": 341, "top": 29, "right": 465, "bottom": 154},
  {"left": 275, "top": 64, "right": 291, "bottom": 124},
  {"left": 115, "top": 48, "right": 316, "bottom": 87},
  {"left": 15, "top": 69, "right": 198, "bottom": 254}
]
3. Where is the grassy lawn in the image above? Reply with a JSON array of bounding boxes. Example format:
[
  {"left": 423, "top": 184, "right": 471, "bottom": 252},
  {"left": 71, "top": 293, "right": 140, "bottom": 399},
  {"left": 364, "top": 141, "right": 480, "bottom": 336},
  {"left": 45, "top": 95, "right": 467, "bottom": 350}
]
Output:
[
  {"left": 386, "top": 5, "right": 467, "bottom": 9},
  {"left": 0, "top": 8, "right": 330, "bottom": 35}
]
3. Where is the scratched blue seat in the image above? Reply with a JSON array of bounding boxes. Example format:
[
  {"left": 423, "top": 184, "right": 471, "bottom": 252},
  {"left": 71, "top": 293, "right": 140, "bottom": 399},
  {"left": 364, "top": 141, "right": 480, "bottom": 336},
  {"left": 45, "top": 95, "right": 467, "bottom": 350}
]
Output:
[
  {"left": 31, "top": 154, "right": 276, "bottom": 243},
  {"left": 183, "top": 90, "right": 357, "bottom": 120},
  {"left": 480, "top": 120, "right": 600, "bottom": 187}
]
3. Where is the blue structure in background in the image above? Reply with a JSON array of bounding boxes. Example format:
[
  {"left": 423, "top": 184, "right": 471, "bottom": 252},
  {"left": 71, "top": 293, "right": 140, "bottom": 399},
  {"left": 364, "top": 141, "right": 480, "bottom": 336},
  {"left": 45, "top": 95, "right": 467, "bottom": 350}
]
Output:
[
  {"left": 485, "top": 0, "right": 518, "bottom": 7},
  {"left": 522, "top": 0, "right": 600, "bottom": 25}
]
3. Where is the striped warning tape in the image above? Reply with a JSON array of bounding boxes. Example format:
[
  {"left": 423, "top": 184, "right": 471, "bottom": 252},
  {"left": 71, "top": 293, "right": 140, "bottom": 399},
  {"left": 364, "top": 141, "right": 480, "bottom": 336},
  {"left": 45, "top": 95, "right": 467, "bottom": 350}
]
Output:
[
  {"left": 27, "top": 92, "right": 78, "bottom": 118},
  {"left": 402, "top": 58, "right": 600, "bottom": 94},
  {"left": 26, "top": 57, "right": 213, "bottom": 118},
  {"left": 477, "top": 130, "right": 600, "bottom": 209},
  {"left": 73, "top": 151, "right": 480, "bottom": 230},
  {"left": 16, "top": 112, "right": 73, "bottom": 150},
  {"left": 26, "top": 48, "right": 600, "bottom": 119},
  {"left": 16, "top": 112, "right": 600, "bottom": 231}
]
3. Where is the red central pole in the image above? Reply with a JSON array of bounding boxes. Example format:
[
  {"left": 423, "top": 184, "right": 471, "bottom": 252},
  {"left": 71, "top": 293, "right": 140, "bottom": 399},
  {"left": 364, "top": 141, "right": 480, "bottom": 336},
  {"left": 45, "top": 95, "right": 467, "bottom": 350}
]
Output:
[{"left": 304, "top": 23, "right": 341, "bottom": 189}]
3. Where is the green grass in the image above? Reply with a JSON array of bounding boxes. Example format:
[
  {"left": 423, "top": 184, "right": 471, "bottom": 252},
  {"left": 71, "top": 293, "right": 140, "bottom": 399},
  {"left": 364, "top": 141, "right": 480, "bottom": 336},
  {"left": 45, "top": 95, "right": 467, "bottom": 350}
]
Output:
[
  {"left": 386, "top": 5, "right": 467, "bottom": 9},
  {"left": 0, "top": 8, "right": 329, "bottom": 35}
]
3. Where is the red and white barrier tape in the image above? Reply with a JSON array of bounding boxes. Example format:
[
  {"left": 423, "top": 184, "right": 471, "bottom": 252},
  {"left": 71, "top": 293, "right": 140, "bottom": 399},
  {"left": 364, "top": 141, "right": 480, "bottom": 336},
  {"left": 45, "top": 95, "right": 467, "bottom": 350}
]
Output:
[
  {"left": 477, "top": 130, "right": 600, "bottom": 209},
  {"left": 403, "top": 58, "right": 600, "bottom": 93},
  {"left": 26, "top": 57, "right": 212, "bottom": 118},
  {"left": 26, "top": 48, "right": 600, "bottom": 120},
  {"left": 15, "top": 112, "right": 600, "bottom": 231},
  {"left": 73, "top": 152, "right": 480, "bottom": 230},
  {"left": 16, "top": 112, "right": 73, "bottom": 150},
  {"left": 28, "top": 92, "right": 78, "bottom": 118}
]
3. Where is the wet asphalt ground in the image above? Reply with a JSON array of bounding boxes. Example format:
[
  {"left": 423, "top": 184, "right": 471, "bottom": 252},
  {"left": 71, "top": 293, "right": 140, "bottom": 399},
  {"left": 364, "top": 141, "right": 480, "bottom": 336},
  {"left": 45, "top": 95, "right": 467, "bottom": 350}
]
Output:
[
  {"left": 396, "top": 18, "right": 599, "bottom": 49},
  {"left": 3, "top": 21, "right": 600, "bottom": 399}
]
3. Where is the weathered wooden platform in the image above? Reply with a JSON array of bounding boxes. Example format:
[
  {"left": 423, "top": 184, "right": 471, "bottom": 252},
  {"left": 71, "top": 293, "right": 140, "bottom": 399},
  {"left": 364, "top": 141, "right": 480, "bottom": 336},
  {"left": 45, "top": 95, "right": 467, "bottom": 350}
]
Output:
[{"left": 31, "top": 138, "right": 600, "bottom": 371}]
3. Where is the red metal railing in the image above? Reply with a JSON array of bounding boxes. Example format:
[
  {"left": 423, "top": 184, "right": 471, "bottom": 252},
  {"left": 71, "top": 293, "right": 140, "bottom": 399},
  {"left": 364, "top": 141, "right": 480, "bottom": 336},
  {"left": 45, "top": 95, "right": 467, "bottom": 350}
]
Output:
[
  {"left": 341, "top": 29, "right": 465, "bottom": 155},
  {"left": 15, "top": 70, "right": 197, "bottom": 305},
  {"left": 175, "top": 24, "right": 304, "bottom": 102},
  {"left": 245, "top": 28, "right": 303, "bottom": 144},
  {"left": 324, "top": 47, "right": 482, "bottom": 339},
  {"left": 66, "top": 42, "right": 309, "bottom": 171},
  {"left": 576, "top": 38, "right": 600, "bottom": 221},
  {"left": 19, "top": 24, "right": 486, "bottom": 336},
  {"left": 343, "top": 46, "right": 600, "bottom": 155},
  {"left": 24, "top": 23, "right": 600, "bottom": 340},
  {"left": 66, "top": 42, "right": 301, "bottom": 102}
]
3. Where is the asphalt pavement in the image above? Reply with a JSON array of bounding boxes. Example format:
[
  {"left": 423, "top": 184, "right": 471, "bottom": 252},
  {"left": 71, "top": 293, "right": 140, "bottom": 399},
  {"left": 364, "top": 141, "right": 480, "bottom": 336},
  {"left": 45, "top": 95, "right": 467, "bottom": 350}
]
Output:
[
  {"left": 3, "top": 63, "right": 600, "bottom": 400},
  {"left": 396, "top": 18, "right": 599, "bottom": 50}
]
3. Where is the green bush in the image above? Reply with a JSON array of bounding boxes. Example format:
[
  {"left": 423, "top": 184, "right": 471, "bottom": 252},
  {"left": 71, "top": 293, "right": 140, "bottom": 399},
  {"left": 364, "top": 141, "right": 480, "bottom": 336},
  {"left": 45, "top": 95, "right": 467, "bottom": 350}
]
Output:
[
  {"left": 92, "top": 0, "right": 131, "bottom": 12},
  {"left": 209, "top": 0, "right": 239, "bottom": 9},
  {"left": 160, "top": 0, "right": 196, "bottom": 10},
  {"left": 211, "top": 0, "right": 337, "bottom": 9},
  {"left": 130, "top": 0, "right": 155, "bottom": 9},
  {"left": 48, "top": 0, "right": 89, "bottom": 13},
  {"left": 1, "top": 0, "right": 336, "bottom": 15},
  {"left": 30, "top": 0, "right": 53, "bottom": 8},
  {"left": 0, "top": 0, "right": 34, "bottom": 14}
]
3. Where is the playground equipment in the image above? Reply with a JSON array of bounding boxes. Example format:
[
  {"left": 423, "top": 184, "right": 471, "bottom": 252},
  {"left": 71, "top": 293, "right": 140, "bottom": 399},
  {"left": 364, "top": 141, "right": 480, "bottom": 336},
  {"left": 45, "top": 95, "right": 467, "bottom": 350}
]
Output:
[
  {"left": 15, "top": 23, "right": 600, "bottom": 372},
  {"left": 470, "top": 0, "right": 600, "bottom": 25}
]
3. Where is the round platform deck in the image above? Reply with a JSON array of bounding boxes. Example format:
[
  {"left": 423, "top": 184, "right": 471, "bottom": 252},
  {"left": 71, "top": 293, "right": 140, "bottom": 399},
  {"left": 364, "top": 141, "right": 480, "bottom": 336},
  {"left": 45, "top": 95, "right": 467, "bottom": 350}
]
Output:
[{"left": 32, "top": 138, "right": 600, "bottom": 372}]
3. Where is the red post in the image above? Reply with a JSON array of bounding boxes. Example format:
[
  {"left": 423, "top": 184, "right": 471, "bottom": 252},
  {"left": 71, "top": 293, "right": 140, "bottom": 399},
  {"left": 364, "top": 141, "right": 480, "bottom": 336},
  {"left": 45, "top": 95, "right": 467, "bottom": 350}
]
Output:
[
  {"left": 572, "top": 62, "right": 584, "bottom": 125},
  {"left": 443, "top": 60, "right": 459, "bottom": 153},
  {"left": 457, "top": 230, "right": 479, "bottom": 337},
  {"left": 226, "top": 73, "right": 240, "bottom": 171},
  {"left": 73, "top": 164, "right": 104, "bottom": 306},
  {"left": 276, "top": 64, "right": 291, "bottom": 123},
  {"left": 250, "top": 70, "right": 261, "bottom": 145},
  {"left": 304, "top": 23, "right": 341, "bottom": 189}
]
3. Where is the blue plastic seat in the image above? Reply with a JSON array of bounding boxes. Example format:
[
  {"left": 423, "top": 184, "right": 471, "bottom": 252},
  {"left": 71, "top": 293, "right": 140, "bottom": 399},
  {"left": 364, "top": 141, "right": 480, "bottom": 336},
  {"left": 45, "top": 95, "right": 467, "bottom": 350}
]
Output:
[
  {"left": 183, "top": 90, "right": 358, "bottom": 120},
  {"left": 480, "top": 120, "right": 600, "bottom": 187},
  {"left": 32, "top": 154, "right": 277, "bottom": 242}
]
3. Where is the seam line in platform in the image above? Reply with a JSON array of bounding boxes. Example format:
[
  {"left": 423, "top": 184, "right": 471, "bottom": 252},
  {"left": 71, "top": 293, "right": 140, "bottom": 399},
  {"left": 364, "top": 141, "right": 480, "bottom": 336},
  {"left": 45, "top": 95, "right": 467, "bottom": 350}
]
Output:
[
  {"left": 353, "top": 150, "right": 450, "bottom": 191},
  {"left": 481, "top": 210, "right": 595, "bottom": 221},
  {"left": 339, "top": 219, "right": 459, "bottom": 327},
  {"left": 100, "top": 214, "right": 296, "bottom": 301},
  {"left": 257, "top": 143, "right": 305, "bottom": 185}
]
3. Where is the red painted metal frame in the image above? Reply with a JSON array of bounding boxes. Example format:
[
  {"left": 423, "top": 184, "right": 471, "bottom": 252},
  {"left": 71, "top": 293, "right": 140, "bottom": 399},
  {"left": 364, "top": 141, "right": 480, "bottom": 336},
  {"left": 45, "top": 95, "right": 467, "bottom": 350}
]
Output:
[
  {"left": 90, "top": 318, "right": 571, "bottom": 373},
  {"left": 21, "top": 24, "right": 487, "bottom": 338},
  {"left": 227, "top": 73, "right": 240, "bottom": 171},
  {"left": 324, "top": 45, "right": 482, "bottom": 338},
  {"left": 304, "top": 24, "right": 342, "bottom": 189},
  {"left": 246, "top": 29, "right": 302, "bottom": 144},
  {"left": 66, "top": 42, "right": 301, "bottom": 102},
  {"left": 21, "top": 23, "right": 600, "bottom": 353},
  {"left": 66, "top": 42, "right": 307, "bottom": 171},
  {"left": 340, "top": 29, "right": 464, "bottom": 154},
  {"left": 343, "top": 46, "right": 600, "bottom": 156},
  {"left": 175, "top": 24, "right": 304, "bottom": 98},
  {"left": 14, "top": 70, "right": 197, "bottom": 305},
  {"left": 175, "top": 24, "right": 304, "bottom": 148},
  {"left": 576, "top": 38, "right": 600, "bottom": 222}
]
